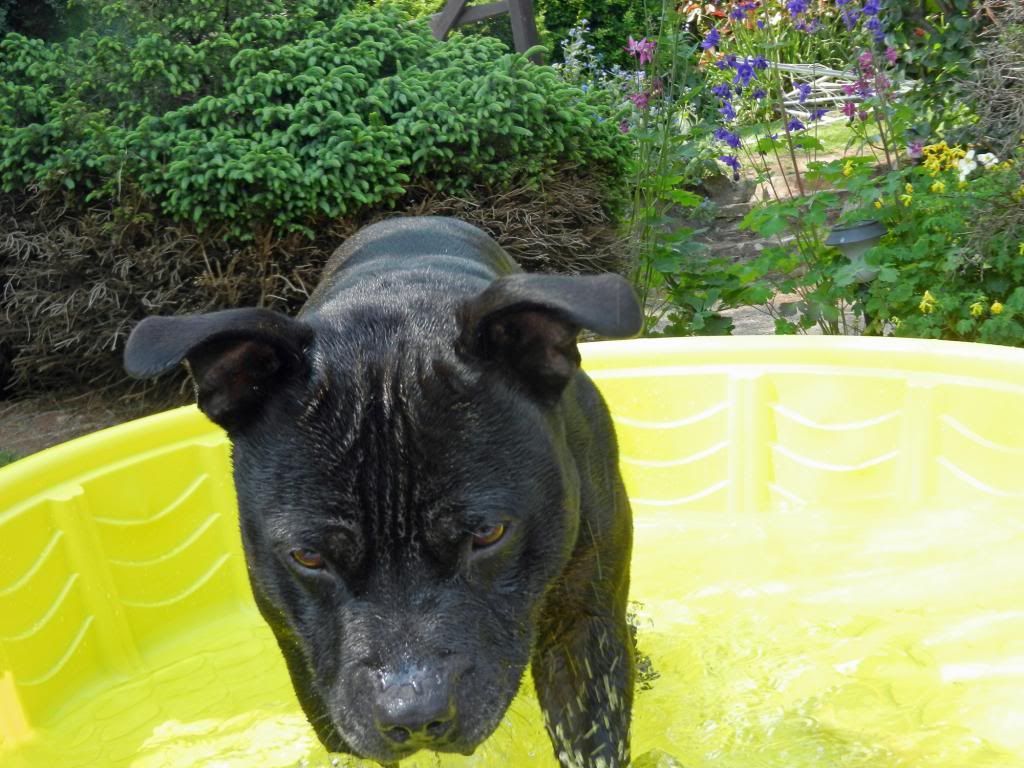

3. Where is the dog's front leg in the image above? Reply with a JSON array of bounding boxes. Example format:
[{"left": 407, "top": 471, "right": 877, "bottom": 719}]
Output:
[{"left": 532, "top": 614, "right": 634, "bottom": 768}]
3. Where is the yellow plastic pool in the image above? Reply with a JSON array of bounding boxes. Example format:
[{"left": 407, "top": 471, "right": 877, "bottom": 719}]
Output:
[{"left": 3, "top": 337, "right": 1024, "bottom": 768}]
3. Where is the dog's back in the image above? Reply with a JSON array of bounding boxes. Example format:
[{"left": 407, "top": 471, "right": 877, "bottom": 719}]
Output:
[{"left": 304, "top": 216, "right": 519, "bottom": 316}]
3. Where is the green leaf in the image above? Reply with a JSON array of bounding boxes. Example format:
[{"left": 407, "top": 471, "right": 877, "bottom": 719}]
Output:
[
  {"left": 792, "top": 135, "right": 824, "bottom": 151},
  {"left": 665, "top": 188, "right": 703, "bottom": 207}
]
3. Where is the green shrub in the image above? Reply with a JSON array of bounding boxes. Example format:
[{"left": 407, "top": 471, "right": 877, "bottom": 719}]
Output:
[
  {"left": 0, "top": 0, "right": 629, "bottom": 395},
  {"left": 0, "top": 0, "right": 627, "bottom": 240},
  {"left": 377, "top": 0, "right": 443, "bottom": 19},
  {"left": 860, "top": 148, "right": 1024, "bottom": 345}
]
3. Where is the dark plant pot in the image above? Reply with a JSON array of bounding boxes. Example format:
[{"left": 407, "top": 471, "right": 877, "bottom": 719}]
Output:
[{"left": 826, "top": 220, "right": 886, "bottom": 283}]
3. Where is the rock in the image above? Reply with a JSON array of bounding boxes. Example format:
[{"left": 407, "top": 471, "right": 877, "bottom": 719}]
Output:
[
  {"left": 700, "top": 173, "right": 756, "bottom": 206},
  {"left": 712, "top": 201, "right": 754, "bottom": 221}
]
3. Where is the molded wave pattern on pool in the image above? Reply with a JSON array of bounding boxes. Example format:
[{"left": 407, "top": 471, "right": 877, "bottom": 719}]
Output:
[{"left": 2, "top": 337, "right": 1024, "bottom": 767}]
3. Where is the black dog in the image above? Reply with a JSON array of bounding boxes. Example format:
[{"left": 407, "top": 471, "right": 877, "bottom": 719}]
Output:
[{"left": 124, "top": 216, "right": 641, "bottom": 767}]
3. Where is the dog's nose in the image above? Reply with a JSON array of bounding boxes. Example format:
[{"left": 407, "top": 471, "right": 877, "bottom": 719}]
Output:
[{"left": 373, "top": 667, "right": 456, "bottom": 746}]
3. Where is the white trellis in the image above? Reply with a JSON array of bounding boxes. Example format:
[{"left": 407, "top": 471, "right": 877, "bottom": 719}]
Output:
[{"left": 774, "top": 62, "right": 916, "bottom": 126}]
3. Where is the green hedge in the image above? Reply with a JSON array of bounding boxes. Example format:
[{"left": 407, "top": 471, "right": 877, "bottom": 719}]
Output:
[{"left": 0, "top": 0, "right": 627, "bottom": 240}]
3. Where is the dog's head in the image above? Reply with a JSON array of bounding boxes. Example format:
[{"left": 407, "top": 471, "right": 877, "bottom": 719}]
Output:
[{"left": 124, "top": 271, "right": 640, "bottom": 763}]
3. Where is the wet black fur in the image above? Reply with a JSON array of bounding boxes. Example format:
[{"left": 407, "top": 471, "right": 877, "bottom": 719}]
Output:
[{"left": 124, "top": 217, "right": 640, "bottom": 766}]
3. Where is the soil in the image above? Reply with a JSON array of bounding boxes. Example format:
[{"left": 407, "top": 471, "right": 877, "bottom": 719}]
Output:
[{"left": 0, "top": 394, "right": 171, "bottom": 464}]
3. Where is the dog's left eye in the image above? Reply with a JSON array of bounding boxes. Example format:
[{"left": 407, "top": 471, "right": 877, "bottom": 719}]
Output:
[
  {"left": 471, "top": 523, "right": 506, "bottom": 549},
  {"left": 290, "top": 549, "right": 325, "bottom": 570}
]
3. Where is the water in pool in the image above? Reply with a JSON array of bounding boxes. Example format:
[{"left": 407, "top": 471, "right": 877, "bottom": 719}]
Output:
[{"left": 5, "top": 502, "right": 1024, "bottom": 767}]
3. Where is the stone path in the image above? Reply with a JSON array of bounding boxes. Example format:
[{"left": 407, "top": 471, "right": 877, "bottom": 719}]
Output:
[{"left": 674, "top": 173, "right": 824, "bottom": 336}]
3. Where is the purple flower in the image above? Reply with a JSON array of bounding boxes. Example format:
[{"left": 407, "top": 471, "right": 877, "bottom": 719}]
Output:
[
  {"left": 907, "top": 140, "right": 923, "bottom": 159},
  {"left": 625, "top": 36, "right": 657, "bottom": 65},
  {"left": 733, "top": 59, "right": 755, "bottom": 87},
  {"left": 795, "top": 18, "right": 821, "bottom": 33},
  {"left": 719, "top": 154, "right": 742, "bottom": 180},
  {"left": 786, "top": 0, "right": 809, "bottom": 16},
  {"left": 842, "top": 8, "right": 861, "bottom": 28},
  {"left": 796, "top": 82, "right": 812, "bottom": 103},
  {"left": 756, "top": 19, "right": 765, "bottom": 29},
  {"left": 885, "top": 47, "right": 899, "bottom": 64},
  {"left": 842, "top": 101, "right": 857, "bottom": 117},
  {"left": 719, "top": 100, "right": 737, "bottom": 121},
  {"left": 619, "top": 119, "right": 631, "bottom": 133},
  {"left": 714, "top": 126, "right": 742, "bottom": 149},
  {"left": 752, "top": 55, "right": 769, "bottom": 70},
  {"left": 835, "top": 0, "right": 853, "bottom": 5},
  {"left": 752, "top": 87, "right": 767, "bottom": 99},
  {"left": 862, "top": 0, "right": 880, "bottom": 15},
  {"left": 809, "top": 108, "right": 828, "bottom": 121},
  {"left": 867, "top": 16, "right": 885, "bottom": 41},
  {"left": 858, "top": 50, "right": 875, "bottom": 70},
  {"left": 711, "top": 83, "right": 733, "bottom": 99},
  {"left": 786, "top": 117, "right": 806, "bottom": 132},
  {"left": 629, "top": 91, "right": 650, "bottom": 109},
  {"left": 701, "top": 28, "right": 721, "bottom": 50},
  {"left": 729, "top": 5, "right": 748, "bottom": 21}
]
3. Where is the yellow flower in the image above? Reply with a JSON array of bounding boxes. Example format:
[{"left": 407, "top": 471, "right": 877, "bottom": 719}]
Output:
[
  {"left": 842, "top": 160, "right": 854, "bottom": 177},
  {"left": 1019, "top": 242, "right": 1024, "bottom": 257},
  {"left": 970, "top": 301, "right": 985, "bottom": 318},
  {"left": 958, "top": 180, "right": 968, "bottom": 190},
  {"left": 900, "top": 193, "right": 913, "bottom": 207},
  {"left": 919, "top": 290, "right": 937, "bottom": 314},
  {"left": 904, "top": 183, "right": 914, "bottom": 194},
  {"left": 890, "top": 316, "right": 902, "bottom": 329},
  {"left": 920, "top": 141, "right": 966, "bottom": 174},
  {"left": 992, "top": 301, "right": 1004, "bottom": 315},
  {"left": 874, "top": 199, "right": 883, "bottom": 209},
  {"left": 930, "top": 180, "right": 946, "bottom": 194}
]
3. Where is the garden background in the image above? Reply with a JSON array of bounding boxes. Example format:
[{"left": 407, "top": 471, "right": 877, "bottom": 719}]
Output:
[{"left": 0, "top": 0, "right": 1020, "bottom": 462}]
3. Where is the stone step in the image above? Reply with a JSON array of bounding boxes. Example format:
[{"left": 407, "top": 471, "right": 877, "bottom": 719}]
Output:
[{"left": 713, "top": 201, "right": 755, "bottom": 221}]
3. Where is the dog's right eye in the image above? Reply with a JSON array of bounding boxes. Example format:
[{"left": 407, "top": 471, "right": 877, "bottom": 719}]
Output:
[
  {"left": 290, "top": 549, "right": 325, "bottom": 570},
  {"left": 471, "top": 523, "right": 506, "bottom": 550}
]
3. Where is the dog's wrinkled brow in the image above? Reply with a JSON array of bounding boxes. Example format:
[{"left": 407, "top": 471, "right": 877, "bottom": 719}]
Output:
[{"left": 265, "top": 514, "right": 363, "bottom": 550}]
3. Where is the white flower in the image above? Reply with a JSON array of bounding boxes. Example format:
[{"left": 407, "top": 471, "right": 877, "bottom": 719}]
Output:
[
  {"left": 958, "top": 156, "right": 978, "bottom": 181},
  {"left": 977, "top": 152, "right": 999, "bottom": 168}
]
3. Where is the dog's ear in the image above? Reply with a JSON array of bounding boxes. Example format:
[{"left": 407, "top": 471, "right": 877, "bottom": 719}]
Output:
[
  {"left": 460, "top": 273, "right": 642, "bottom": 403},
  {"left": 124, "top": 308, "right": 314, "bottom": 431}
]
